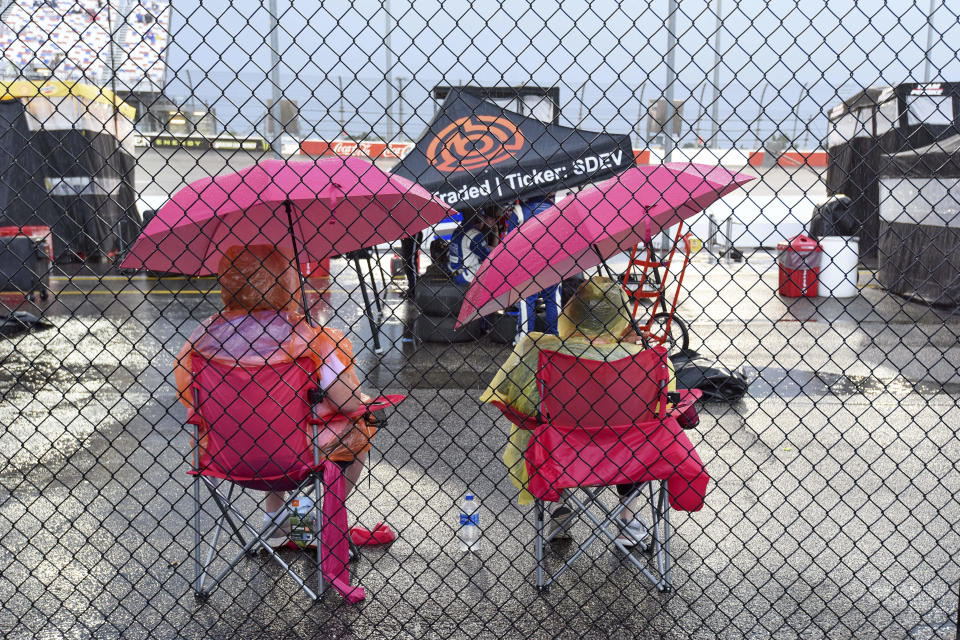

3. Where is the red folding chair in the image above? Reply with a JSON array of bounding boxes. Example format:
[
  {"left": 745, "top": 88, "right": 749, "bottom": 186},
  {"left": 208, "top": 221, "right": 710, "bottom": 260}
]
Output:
[
  {"left": 523, "top": 346, "right": 708, "bottom": 592},
  {"left": 186, "top": 353, "right": 402, "bottom": 602}
]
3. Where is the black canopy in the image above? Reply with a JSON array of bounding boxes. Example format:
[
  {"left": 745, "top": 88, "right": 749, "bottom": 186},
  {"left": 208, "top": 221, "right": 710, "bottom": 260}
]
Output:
[
  {"left": 882, "top": 133, "right": 960, "bottom": 177},
  {"left": 391, "top": 89, "right": 633, "bottom": 210},
  {"left": 0, "top": 82, "right": 138, "bottom": 262},
  {"left": 877, "top": 133, "right": 960, "bottom": 307},
  {"left": 825, "top": 82, "right": 960, "bottom": 263}
]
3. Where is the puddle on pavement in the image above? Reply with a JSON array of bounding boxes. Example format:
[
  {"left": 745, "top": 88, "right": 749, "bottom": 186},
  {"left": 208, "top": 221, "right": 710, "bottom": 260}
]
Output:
[
  {"left": 0, "top": 315, "right": 150, "bottom": 477},
  {"left": 745, "top": 365, "right": 960, "bottom": 400}
]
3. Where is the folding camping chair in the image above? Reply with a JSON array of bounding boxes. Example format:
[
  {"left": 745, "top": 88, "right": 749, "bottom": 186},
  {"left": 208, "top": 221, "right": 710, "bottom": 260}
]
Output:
[
  {"left": 186, "top": 353, "right": 401, "bottom": 602},
  {"left": 523, "top": 346, "right": 708, "bottom": 592}
]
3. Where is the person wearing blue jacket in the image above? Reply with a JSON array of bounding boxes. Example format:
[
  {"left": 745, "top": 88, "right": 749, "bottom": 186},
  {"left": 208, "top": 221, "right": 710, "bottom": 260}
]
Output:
[
  {"left": 449, "top": 208, "right": 498, "bottom": 285},
  {"left": 516, "top": 197, "right": 560, "bottom": 335}
]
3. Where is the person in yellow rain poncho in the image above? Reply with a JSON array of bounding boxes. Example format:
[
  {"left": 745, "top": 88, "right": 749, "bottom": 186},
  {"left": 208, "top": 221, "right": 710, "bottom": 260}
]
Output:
[
  {"left": 174, "top": 244, "right": 375, "bottom": 550},
  {"left": 480, "top": 275, "right": 675, "bottom": 546}
]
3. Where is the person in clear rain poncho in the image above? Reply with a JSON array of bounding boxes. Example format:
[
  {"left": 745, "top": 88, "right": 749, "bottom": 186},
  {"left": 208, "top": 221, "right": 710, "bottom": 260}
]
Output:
[
  {"left": 174, "top": 244, "right": 374, "bottom": 550},
  {"left": 480, "top": 275, "right": 675, "bottom": 546}
]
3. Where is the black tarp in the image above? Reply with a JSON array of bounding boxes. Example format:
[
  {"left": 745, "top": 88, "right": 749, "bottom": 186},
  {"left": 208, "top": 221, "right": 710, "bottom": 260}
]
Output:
[
  {"left": 809, "top": 194, "right": 856, "bottom": 238},
  {"left": 826, "top": 138, "right": 883, "bottom": 260},
  {"left": 877, "top": 134, "right": 960, "bottom": 306},
  {"left": 825, "top": 82, "right": 960, "bottom": 265},
  {"left": 0, "top": 100, "right": 138, "bottom": 261},
  {"left": 882, "top": 133, "right": 960, "bottom": 176},
  {"left": 391, "top": 89, "right": 633, "bottom": 210}
]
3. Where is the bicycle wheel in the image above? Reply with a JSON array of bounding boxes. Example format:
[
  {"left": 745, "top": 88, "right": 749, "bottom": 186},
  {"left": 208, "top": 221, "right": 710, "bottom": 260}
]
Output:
[{"left": 649, "top": 312, "right": 690, "bottom": 354}]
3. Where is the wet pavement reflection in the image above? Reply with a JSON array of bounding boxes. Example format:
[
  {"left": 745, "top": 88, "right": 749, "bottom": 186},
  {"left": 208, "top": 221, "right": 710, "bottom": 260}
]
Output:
[
  {"left": 4, "top": 253, "right": 960, "bottom": 476},
  {"left": 0, "top": 259, "right": 512, "bottom": 476}
]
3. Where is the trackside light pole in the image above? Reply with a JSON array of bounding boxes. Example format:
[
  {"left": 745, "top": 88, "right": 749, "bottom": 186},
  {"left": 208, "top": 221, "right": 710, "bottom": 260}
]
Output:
[
  {"left": 710, "top": 0, "right": 722, "bottom": 147},
  {"left": 268, "top": 0, "right": 282, "bottom": 158},
  {"left": 384, "top": 0, "right": 394, "bottom": 141},
  {"left": 664, "top": 0, "right": 678, "bottom": 163},
  {"left": 923, "top": 0, "right": 936, "bottom": 81}
]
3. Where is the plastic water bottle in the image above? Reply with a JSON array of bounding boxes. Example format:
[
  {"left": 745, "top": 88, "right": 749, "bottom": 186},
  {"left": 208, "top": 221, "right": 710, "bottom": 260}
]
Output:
[
  {"left": 459, "top": 493, "right": 480, "bottom": 551},
  {"left": 288, "top": 496, "right": 316, "bottom": 548}
]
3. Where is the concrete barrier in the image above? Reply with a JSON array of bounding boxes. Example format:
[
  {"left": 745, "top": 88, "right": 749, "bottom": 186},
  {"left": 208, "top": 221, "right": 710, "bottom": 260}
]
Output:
[
  {"left": 778, "top": 151, "right": 828, "bottom": 168},
  {"left": 686, "top": 192, "right": 819, "bottom": 249},
  {"left": 296, "top": 139, "right": 827, "bottom": 170},
  {"left": 643, "top": 147, "right": 759, "bottom": 167}
]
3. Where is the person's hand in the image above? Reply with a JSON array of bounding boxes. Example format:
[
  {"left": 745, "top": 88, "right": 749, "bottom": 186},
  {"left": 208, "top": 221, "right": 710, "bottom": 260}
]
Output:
[
  {"left": 621, "top": 327, "right": 651, "bottom": 349},
  {"left": 359, "top": 392, "right": 373, "bottom": 405}
]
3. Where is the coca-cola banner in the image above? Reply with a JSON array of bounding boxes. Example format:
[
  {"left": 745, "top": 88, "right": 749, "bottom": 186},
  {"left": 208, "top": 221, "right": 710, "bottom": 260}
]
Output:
[{"left": 300, "top": 139, "right": 414, "bottom": 160}]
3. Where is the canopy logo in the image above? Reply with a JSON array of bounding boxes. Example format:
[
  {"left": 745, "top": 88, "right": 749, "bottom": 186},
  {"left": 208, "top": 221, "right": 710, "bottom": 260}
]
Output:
[
  {"left": 911, "top": 83, "right": 943, "bottom": 96},
  {"left": 426, "top": 116, "right": 525, "bottom": 172}
]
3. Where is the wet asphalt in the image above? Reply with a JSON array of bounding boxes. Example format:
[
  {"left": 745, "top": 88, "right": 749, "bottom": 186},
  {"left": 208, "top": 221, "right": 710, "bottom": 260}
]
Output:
[{"left": 0, "top": 253, "right": 958, "bottom": 639}]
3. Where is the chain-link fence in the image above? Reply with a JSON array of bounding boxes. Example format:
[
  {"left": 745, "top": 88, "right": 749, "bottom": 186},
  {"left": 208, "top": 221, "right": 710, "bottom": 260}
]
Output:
[{"left": 0, "top": 1, "right": 958, "bottom": 638}]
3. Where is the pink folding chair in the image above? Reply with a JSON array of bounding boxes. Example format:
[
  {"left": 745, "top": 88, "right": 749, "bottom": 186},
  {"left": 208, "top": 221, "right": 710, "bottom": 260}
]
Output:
[
  {"left": 522, "top": 346, "right": 708, "bottom": 592},
  {"left": 186, "top": 353, "right": 402, "bottom": 602}
]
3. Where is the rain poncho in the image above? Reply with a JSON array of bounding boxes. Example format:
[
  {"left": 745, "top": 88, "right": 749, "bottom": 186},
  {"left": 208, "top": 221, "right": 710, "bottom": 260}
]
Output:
[
  {"left": 480, "top": 276, "right": 674, "bottom": 504},
  {"left": 175, "top": 245, "right": 375, "bottom": 461}
]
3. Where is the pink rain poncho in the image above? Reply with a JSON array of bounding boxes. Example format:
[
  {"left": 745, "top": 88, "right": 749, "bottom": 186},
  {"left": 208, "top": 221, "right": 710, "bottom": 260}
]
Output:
[{"left": 175, "top": 245, "right": 376, "bottom": 462}]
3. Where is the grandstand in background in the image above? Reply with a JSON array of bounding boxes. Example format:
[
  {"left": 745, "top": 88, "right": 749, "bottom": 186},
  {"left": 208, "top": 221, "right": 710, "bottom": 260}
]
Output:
[
  {"left": 0, "top": 1, "right": 169, "bottom": 90},
  {"left": 0, "top": 1, "right": 225, "bottom": 139}
]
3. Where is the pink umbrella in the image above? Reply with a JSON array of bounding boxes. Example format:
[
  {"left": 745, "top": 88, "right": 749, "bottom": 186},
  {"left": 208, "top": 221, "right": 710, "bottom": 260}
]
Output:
[
  {"left": 120, "top": 157, "right": 455, "bottom": 275},
  {"left": 456, "top": 163, "right": 753, "bottom": 326}
]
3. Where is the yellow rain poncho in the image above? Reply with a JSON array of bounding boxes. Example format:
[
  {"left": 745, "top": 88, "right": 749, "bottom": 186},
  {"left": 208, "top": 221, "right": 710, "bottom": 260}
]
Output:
[{"left": 480, "top": 276, "right": 674, "bottom": 504}]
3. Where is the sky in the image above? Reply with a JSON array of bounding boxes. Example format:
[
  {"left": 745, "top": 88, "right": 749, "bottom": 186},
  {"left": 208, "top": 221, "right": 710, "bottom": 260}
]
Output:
[{"left": 162, "top": 0, "right": 960, "bottom": 146}]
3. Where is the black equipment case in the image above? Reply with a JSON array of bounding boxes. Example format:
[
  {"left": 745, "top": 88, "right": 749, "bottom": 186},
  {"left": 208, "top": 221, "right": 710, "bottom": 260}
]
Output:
[{"left": 0, "top": 236, "right": 50, "bottom": 301}]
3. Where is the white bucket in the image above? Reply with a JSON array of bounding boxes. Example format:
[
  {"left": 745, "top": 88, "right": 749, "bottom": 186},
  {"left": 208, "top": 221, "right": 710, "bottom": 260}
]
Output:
[{"left": 817, "top": 236, "right": 859, "bottom": 298}]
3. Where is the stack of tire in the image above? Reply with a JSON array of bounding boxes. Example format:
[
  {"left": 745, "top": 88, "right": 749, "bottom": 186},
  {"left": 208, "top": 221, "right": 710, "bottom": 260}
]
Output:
[
  {"left": 486, "top": 307, "right": 521, "bottom": 344},
  {"left": 414, "top": 265, "right": 487, "bottom": 343}
]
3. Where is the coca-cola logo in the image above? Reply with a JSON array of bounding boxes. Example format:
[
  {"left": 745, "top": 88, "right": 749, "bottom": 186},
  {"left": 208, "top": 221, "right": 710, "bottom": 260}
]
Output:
[{"left": 426, "top": 115, "right": 524, "bottom": 172}]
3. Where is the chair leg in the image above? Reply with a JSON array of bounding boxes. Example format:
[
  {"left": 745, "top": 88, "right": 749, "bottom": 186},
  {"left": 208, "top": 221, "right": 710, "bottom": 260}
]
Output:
[
  {"left": 535, "top": 500, "right": 545, "bottom": 591},
  {"left": 568, "top": 488, "right": 662, "bottom": 589},
  {"left": 202, "top": 485, "right": 319, "bottom": 600},
  {"left": 203, "top": 480, "right": 252, "bottom": 550},
  {"left": 660, "top": 482, "right": 672, "bottom": 592},
  {"left": 647, "top": 482, "right": 663, "bottom": 584},
  {"left": 199, "top": 483, "right": 235, "bottom": 593},
  {"left": 653, "top": 482, "right": 666, "bottom": 590},
  {"left": 549, "top": 489, "right": 614, "bottom": 583},
  {"left": 644, "top": 481, "right": 672, "bottom": 592},
  {"left": 193, "top": 475, "right": 203, "bottom": 597},
  {"left": 315, "top": 473, "right": 324, "bottom": 599}
]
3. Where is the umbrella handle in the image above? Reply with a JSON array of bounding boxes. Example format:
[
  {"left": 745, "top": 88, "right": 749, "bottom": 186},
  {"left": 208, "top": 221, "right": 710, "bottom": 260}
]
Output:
[{"left": 284, "top": 199, "right": 314, "bottom": 327}]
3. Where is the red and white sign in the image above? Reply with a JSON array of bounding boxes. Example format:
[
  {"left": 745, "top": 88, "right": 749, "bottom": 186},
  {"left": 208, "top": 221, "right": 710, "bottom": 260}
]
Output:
[
  {"left": 778, "top": 151, "right": 829, "bottom": 168},
  {"left": 300, "top": 138, "right": 415, "bottom": 160},
  {"left": 911, "top": 83, "right": 943, "bottom": 96}
]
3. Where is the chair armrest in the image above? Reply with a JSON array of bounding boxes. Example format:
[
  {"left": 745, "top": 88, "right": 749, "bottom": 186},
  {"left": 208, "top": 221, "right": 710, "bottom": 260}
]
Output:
[
  {"left": 670, "top": 389, "right": 702, "bottom": 429},
  {"left": 308, "top": 394, "right": 406, "bottom": 425},
  {"left": 488, "top": 400, "right": 541, "bottom": 430}
]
